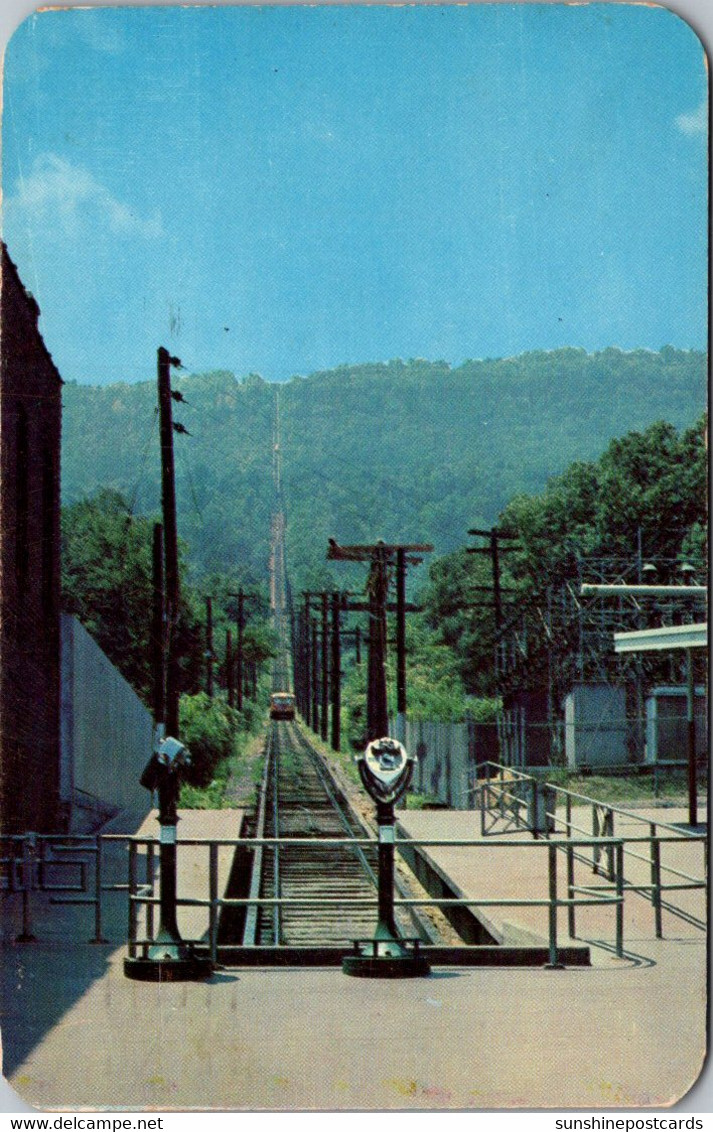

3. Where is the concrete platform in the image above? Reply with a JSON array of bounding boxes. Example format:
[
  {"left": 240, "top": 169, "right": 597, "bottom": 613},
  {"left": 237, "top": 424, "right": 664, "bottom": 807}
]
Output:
[{"left": 0, "top": 804, "right": 707, "bottom": 1110}]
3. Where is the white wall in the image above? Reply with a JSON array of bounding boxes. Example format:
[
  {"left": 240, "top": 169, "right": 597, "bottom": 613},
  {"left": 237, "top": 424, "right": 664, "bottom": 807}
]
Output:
[{"left": 60, "top": 615, "right": 154, "bottom": 828}]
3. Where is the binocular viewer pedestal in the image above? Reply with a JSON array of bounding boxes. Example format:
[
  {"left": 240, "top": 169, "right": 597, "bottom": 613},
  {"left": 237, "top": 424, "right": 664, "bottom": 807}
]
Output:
[
  {"left": 343, "top": 936, "right": 430, "bottom": 979},
  {"left": 123, "top": 818, "right": 213, "bottom": 982},
  {"left": 342, "top": 737, "right": 431, "bottom": 979},
  {"left": 125, "top": 736, "right": 213, "bottom": 982},
  {"left": 123, "top": 948, "right": 213, "bottom": 982}
]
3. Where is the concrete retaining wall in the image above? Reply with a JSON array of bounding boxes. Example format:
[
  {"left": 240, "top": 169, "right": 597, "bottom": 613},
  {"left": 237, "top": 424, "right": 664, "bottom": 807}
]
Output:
[{"left": 60, "top": 615, "right": 154, "bottom": 830}]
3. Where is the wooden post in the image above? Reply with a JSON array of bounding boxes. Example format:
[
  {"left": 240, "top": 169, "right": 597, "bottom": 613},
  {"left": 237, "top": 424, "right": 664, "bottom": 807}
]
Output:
[
  {"left": 331, "top": 592, "right": 341, "bottom": 751},
  {"left": 303, "top": 602, "right": 312, "bottom": 726},
  {"left": 321, "top": 593, "right": 329, "bottom": 742},
  {"left": 205, "top": 596, "right": 214, "bottom": 698},
  {"left": 396, "top": 548, "right": 407, "bottom": 741},
  {"left": 311, "top": 619, "right": 319, "bottom": 733},
  {"left": 226, "top": 629, "right": 234, "bottom": 709},
  {"left": 157, "top": 348, "right": 180, "bottom": 738},
  {"left": 236, "top": 589, "right": 244, "bottom": 713},
  {"left": 367, "top": 549, "right": 389, "bottom": 742},
  {"left": 151, "top": 522, "right": 165, "bottom": 726}
]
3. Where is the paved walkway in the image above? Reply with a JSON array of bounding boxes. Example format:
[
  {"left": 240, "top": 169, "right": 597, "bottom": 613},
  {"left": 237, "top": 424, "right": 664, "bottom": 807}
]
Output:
[{"left": 0, "top": 805, "right": 707, "bottom": 1111}]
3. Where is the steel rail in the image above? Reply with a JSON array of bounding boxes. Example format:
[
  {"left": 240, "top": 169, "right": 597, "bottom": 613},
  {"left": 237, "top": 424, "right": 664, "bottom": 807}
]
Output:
[
  {"left": 242, "top": 727, "right": 273, "bottom": 946},
  {"left": 286, "top": 722, "right": 378, "bottom": 887}
]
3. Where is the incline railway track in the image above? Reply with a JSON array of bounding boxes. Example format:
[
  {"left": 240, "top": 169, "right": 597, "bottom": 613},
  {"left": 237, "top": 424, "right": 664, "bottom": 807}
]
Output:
[
  {"left": 243, "top": 720, "right": 430, "bottom": 947},
  {"left": 244, "top": 392, "right": 436, "bottom": 949}
]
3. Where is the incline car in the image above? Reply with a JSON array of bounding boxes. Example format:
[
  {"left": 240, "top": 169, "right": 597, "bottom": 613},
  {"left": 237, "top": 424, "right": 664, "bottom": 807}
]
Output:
[{"left": 270, "top": 692, "right": 296, "bottom": 720}]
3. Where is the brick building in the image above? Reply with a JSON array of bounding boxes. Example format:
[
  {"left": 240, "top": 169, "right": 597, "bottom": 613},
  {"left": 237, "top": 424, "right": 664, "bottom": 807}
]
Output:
[{"left": 0, "top": 244, "right": 62, "bottom": 833}]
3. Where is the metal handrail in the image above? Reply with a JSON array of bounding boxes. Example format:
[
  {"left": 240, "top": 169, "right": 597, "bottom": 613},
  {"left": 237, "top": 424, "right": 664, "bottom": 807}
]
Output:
[
  {"left": 479, "top": 764, "right": 707, "bottom": 938},
  {"left": 479, "top": 760, "right": 704, "bottom": 837},
  {"left": 3, "top": 821, "right": 705, "bottom": 962},
  {"left": 125, "top": 839, "right": 622, "bottom": 966}
]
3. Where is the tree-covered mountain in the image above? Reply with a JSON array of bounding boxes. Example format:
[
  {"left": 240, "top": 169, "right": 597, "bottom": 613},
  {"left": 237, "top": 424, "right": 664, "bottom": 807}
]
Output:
[{"left": 61, "top": 347, "right": 706, "bottom": 588}]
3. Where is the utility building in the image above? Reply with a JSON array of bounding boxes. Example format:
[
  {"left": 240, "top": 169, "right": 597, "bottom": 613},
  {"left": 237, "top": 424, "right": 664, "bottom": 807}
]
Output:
[{"left": 0, "top": 244, "right": 63, "bottom": 833}]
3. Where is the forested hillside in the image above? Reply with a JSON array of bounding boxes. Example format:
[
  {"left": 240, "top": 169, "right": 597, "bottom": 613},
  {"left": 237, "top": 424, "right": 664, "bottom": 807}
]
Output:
[{"left": 62, "top": 347, "right": 706, "bottom": 587}]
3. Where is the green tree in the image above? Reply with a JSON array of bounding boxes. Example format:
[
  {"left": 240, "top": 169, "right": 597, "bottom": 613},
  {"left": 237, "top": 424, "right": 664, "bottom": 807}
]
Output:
[
  {"left": 62, "top": 490, "right": 202, "bottom": 702},
  {"left": 419, "top": 415, "right": 707, "bottom": 693}
]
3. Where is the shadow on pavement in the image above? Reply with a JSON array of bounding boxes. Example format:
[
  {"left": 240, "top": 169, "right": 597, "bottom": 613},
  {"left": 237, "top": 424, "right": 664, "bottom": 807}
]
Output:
[{"left": 1, "top": 808, "right": 148, "bottom": 1078}]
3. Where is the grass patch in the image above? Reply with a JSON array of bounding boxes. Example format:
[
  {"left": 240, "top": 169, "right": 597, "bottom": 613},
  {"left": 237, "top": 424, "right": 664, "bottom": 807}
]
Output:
[{"left": 405, "top": 792, "right": 447, "bottom": 810}]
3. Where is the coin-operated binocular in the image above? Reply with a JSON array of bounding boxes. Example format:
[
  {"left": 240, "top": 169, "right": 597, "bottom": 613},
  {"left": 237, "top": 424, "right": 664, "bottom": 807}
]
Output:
[
  {"left": 124, "top": 731, "right": 212, "bottom": 981},
  {"left": 343, "top": 738, "right": 430, "bottom": 979},
  {"left": 358, "top": 736, "right": 415, "bottom": 805},
  {"left": 139, "top": 735, "right": 191, "bottom": 825}
]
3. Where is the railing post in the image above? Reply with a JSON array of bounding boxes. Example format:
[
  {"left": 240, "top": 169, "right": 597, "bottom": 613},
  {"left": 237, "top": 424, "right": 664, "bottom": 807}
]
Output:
[
  {"left": 615, "top": 840, "right": 624, "bottom": 958},
  {"left": 17, "top": 833, "right": 37, "bottom": 943},
  {"left": 499, "top": 763, "right": 505, "bottom": 819},
  {"left": 592, "top": 805, "right": 600, "bottom": 875},
  {"left": 566, "top": 794, "right": 575, "bottom": 939},
  {"left": 545, "top": 842, "right": 564, "bottom": 969},
  {"left": 606, "top": 808, "right": 615, "bottom": 882},
  {"left": 128, "top": 840, "right": 138, "bottom": 959},
  {"left": 37, "top": 836, "right": 47, "bottom": 890},
  {"left": 531, "top": 779, "right": 539, "bottom": 839},
  {"left": 7, "top": 837, "right": 17, "bottom": 893},
  {"left": 90, "top": 835, "right": 107, "bottom": 943},
  {"left": 146, "top": 841, "right": 155, "bottom": 943},
  {"left": 209, "top": 842, "right": 218, "bottom": 966},
  {"left": 480, "top": 768, "right": 487, "bottom": 837},
  {"left": 650, "top": 824, "right": 662, "bottom": 939}
]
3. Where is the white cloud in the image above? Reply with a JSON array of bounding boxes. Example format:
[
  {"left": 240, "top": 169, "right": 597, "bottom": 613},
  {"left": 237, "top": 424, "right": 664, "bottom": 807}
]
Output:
[
  {"left": 5, "top": 153, "right": 162, "bottom": 240},
  {"left": 675, "top": 99, "right": 707, "bottom": 137}
]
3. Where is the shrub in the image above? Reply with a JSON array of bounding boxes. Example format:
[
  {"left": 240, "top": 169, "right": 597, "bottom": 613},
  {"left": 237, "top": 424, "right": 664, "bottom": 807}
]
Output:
[{"left": 179, "top": 692, "right": 237, "bottom": 787}]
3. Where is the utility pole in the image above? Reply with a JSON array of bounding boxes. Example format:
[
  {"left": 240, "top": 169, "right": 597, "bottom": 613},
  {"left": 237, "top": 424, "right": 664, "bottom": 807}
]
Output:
[
  {"left": 331, "top": 592, "right": 341, "bottom": 751},
  {"left": 227, "top": 590, "right": 252, "bottom": 713},
  {"left": 395, "top": 548, "right": 407, "bottom": 742},
  {"left": 205, "top": 596, "right": 214, "bottom": 698},
  {"left": 151, "top": 523, "right": 165, "bottom": 727},
  {"left": 311, "top": 618, "right": 319, "bottom": 733},
  {"left": 295, "top": 610, "right": 305, "bottom": 715},
  {"left": 225, "top": 629, "right": 234, "bottom": 709},
  {"left": 157, "top": 347, "right": 182, "bottom": 737},
  {"left": 236, "top": 589, "right": 244, "bottom": 713},
  {"left": 341, "top": 627, "right": 362, "bottom": 663},
  {"left": 301, "top": 596, "right": 312, "bottom": 726},
  {"left": 367, "top": 547, "right": 389, "bottom": 740},
  {"left": 321, "top": 592, "right": 329, "bottom": 742},
  {"left": 328, "top": 540, "right": 432, "bottom": 743},
  {"left": 467, "top": 527, "right": 519, "bottom": 631}
]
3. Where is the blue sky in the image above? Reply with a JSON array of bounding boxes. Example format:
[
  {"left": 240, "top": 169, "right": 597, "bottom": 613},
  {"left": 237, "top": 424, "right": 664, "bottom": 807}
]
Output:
[{"left": 2, "top": 4, "right": 708, "bottom": 385}]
